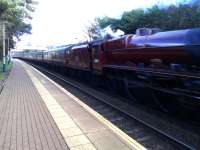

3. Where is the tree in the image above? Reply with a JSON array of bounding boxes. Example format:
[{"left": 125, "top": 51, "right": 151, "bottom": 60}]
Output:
[
  {"left": 0, "top": 0, "right": 36, "bottom": 41},
  {"left": 89, "top": 1, "right": 200, "bottom": 37},
  {"left": 0, "top": 0, "right": 36, "bottom": 59},
  {"left": 120, "top": 9, "right": 146, "bottom": 33},
  {"left": 97, "top": 17, "right": 120, "bottom": 31},
  {"left": 83, "top": 20, "right": 103, "bottom": 41}
]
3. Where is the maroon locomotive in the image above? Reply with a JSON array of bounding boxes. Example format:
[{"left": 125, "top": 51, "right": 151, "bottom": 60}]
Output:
[{"left": 60, "top": 28, "right": 200, "bottom": 75}]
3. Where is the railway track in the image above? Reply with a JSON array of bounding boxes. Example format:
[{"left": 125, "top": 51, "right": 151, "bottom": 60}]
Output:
[{"left": 29, "top": 62, "right": 199, "bottom": 150}]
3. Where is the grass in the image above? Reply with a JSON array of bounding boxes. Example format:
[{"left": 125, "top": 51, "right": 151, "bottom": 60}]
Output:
[
  {"left": 0, "top": 73, "right": 3, "bottom": 81},
  {"left": 6, "top": 60, "right": 13, "bottom": 71}
]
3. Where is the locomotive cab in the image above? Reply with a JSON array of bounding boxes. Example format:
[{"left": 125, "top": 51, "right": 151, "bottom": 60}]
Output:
[{"left": 90, "top": 40, "right": 105, "bottom": 74}]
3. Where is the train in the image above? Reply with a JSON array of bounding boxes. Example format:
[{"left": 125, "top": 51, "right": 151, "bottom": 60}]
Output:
[{"left": 16, "top": 28, "right": 200, "bottom": 114}]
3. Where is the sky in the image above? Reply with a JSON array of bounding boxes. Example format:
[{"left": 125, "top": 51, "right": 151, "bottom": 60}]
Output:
[{"left": 16, "top": 0, "right": 186, "bottom": 49}]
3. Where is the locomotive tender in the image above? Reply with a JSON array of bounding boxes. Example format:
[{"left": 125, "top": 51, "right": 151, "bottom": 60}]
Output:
[{"left": 18, "top": 28, "right": 200, "bottom": 113}]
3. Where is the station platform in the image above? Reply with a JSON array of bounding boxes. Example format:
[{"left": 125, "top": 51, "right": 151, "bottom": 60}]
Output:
[{"left": 0, "top": 60, "right": 146, "bottom": 150}]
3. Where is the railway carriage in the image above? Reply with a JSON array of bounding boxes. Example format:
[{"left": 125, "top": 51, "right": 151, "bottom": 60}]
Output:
[{"left": 67, "top": 43, "right": 91, "bottom": 71}]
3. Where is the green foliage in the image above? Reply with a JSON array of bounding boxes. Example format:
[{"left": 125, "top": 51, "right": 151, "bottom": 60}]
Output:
[
  {"left": 0, "top": 73, "right": 3, "bottom": 81},
  {"left": 92, "top": 2, "right": 200, "bottom": 35},
  {"left": 97, "top": 17, "right": 119, "bottom": 30},
  {"left": 85, "top": 20, "right": 102, "bottom": 40},
  {"left": 119, "top": 9, "right": 146, "bottom": 33},
  {"left": 0, "top": 0, "right": 36, "bottom": 48}
]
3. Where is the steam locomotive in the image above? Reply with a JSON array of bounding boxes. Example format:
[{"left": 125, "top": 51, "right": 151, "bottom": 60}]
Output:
[{"left": 17, "top": 28, "right": 200, "bottom": 113}]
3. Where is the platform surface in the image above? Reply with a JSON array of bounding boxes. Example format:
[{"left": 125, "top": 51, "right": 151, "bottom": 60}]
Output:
[{"left": 0, "top": 60, "right": 146, "bottom": 150}]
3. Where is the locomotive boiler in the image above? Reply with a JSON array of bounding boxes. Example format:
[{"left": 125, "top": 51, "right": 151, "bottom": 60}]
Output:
[{"left": 102, "top": 28, "right": 200, "bottom": 69}]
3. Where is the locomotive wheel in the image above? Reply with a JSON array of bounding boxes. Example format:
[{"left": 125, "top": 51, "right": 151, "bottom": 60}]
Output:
[
  {"left": 123, "top": 78, "right": 137, "bottom": 101},
  {"left": 122, "top": 78, "right": 171, "bottom": 111},
  {"left": 109, "top": 78, "right": 120, "bottom": 94},
  {"left": 106, "top": 77, "right": 127, "bottom": 96},
  {"left": 153, "top": 90, "right": 181, "bottom": 114},
  {"left": 104, "top": 78, "right": 115, "bottom": 92}
]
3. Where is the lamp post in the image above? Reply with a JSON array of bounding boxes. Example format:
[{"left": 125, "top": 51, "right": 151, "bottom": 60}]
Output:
[
  {"left": 7, "top": 37, "right": 10, "bottom": 64},
  {"left": 2, "top": 20, "right": 6, "bottom": 72}
]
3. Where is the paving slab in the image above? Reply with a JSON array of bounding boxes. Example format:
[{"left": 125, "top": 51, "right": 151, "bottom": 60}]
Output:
[{"left": 0, "top": 60, "right": 69, "bottom": 150}]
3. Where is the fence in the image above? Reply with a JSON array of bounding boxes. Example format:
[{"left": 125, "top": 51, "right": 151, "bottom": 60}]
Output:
[{"left": 0, "top": 56, "right": 12, "bottom": 73}]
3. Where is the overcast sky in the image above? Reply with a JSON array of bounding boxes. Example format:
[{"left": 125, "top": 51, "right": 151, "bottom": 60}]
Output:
[{"left": 16, "top": 0, "right": 186, "bottom": 49}]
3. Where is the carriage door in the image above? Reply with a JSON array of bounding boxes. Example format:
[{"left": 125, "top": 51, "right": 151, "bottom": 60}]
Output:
[{"left": 92, "top": 45, "right": 102, "bottom": 74}]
